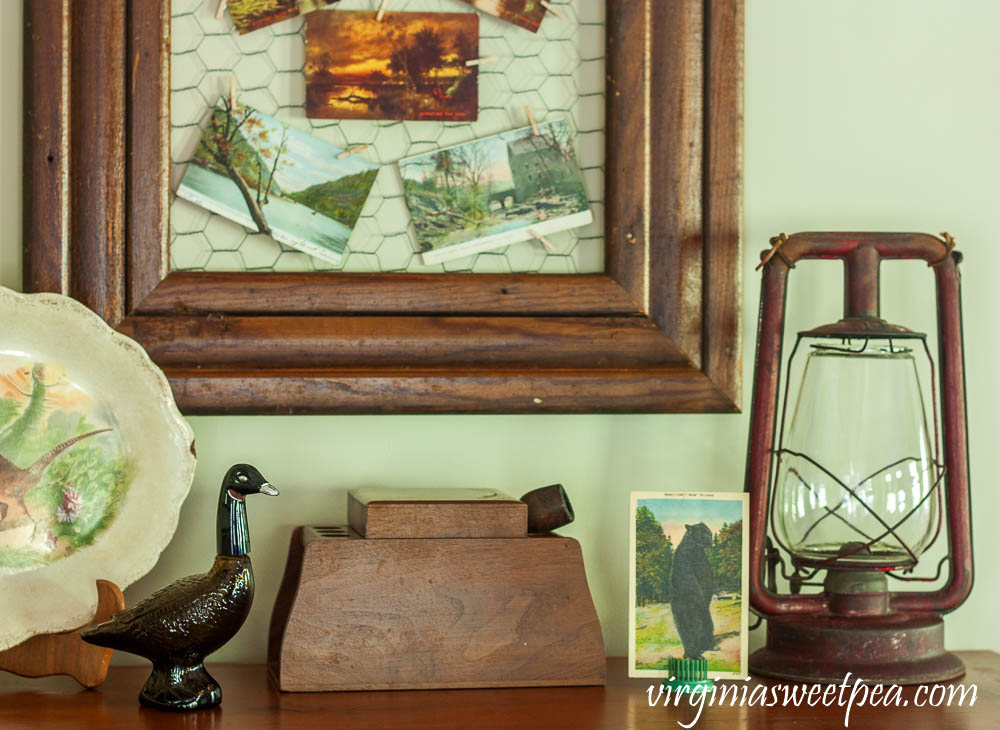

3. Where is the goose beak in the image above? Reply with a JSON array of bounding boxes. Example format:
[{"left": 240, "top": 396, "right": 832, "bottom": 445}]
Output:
[{"left": 259, "top": 483, "right": 279, "bottom": 496}]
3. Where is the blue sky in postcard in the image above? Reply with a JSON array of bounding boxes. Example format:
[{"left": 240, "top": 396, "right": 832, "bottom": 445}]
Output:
[
  {"left": 233, "top": 102, "right": 376, "bottom": 193},
  {"left": 639, "top": 497, "right": 743, "bottom": 545}
]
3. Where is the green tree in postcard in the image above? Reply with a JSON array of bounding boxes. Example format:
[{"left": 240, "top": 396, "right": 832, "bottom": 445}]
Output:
[
  {"left": 635, "top": 506, "right": 674, "bottom": 605},
  {"left": 708, "top": 520, "right": 742, "bottom": 593},
  {"left": 287, "top": 169, "right": 379, "bottom": 227}
]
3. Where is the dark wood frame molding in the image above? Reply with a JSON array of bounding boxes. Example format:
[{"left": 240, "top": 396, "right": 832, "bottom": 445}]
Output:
[{"left": 23, "top": 0, "right": 743, "bottom": 414}]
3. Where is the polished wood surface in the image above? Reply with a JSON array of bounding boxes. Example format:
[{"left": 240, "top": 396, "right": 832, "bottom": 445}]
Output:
[
  {"left": 0, "top": 654, "right": 995, "bottom": 729},
  {"left": 268, "top": 528, "right": 604, "bottom": 691},
  {"left": 0, "top": 580, "right": 125, "bottom": 688},
  {"left": 22, "top": 0, "right": 744, "bottom": 414}
]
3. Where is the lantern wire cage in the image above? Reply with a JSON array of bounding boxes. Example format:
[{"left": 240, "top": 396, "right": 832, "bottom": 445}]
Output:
[{"left": 764, "top": 333, "right": 948, "bottom": 585}]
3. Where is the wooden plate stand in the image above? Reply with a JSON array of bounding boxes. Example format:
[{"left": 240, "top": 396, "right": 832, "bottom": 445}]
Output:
[{"left": 0, "top": 579, "right": 124, "bottom": 687}]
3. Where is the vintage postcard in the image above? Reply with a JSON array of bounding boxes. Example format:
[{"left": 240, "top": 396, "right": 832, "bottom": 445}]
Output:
[
  {"left": 629, "top": 492, "right": 750, "bottom": 680},
  {"left": 458, "top": 0, "right": 547, "bottom": 33},
  {"left": 305, "top": 11, "right": 479, "bottom": 122},
  {"left": 228, "top": 0, "right": 340, "bottom": 35},
  {"left": 399, "top": 120, "right": 592, "bottom": 264},
  {"left": 176, "top": 99, "right": 378, "bottom": 265}
]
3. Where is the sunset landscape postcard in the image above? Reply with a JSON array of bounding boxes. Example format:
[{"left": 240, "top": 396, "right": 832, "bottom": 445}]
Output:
[
  {"left": 400, "top": 120, "right": 592, "bottom": 265},
  {"left": 228, "top": 0, "right": 340, "bottom": 35},
  {"left": 459, "top": 0, "right": 547, "bottom": 33},
  {"left": 176, "top": 99, "right": 378, "bottom": 265},
  {"left": 628, "top": 492, "right": 749, "bottom": 680},
  {"left": 305, "top": 11, "right": 479, "bottom": 122}
]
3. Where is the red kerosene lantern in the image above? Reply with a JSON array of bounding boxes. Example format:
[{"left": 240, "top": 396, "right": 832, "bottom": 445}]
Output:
[{"left": 745, "top": 232, "right": 972, "bottom": 684}]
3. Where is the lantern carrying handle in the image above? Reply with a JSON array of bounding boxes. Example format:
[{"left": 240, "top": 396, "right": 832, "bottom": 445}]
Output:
[
  {"left": 745, "top": 232, "right": 972, "bottom": 617},
  {"left": 761, "top": 232, "right": 961, "bottom": 321}
]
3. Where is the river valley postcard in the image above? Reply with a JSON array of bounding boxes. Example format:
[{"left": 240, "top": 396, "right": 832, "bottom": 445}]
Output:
[{"left": 400, "top": 120, "right": 592, "bottom": 264}]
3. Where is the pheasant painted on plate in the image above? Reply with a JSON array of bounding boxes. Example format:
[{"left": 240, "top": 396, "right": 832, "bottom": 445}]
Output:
[{"left": 0, "top": 356, "right": 129, "bottom": 570}]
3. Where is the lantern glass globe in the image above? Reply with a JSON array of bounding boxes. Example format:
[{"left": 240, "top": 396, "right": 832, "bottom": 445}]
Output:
[{"left": 774, "top": 339, "right": 940, "bottom": 569}]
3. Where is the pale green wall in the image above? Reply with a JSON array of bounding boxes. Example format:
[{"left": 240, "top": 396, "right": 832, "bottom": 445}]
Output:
[{"left": 1, "top": 1, "right": 998, "bottom": 664}]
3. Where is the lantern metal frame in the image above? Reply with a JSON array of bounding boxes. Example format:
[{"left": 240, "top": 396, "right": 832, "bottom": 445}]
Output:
[{"left": 745, "top": 232, "right": 973, "bottom": 685}]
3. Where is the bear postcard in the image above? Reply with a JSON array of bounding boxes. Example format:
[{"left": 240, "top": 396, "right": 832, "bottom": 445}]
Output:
[{"left": 628, "top": 492, "right": 750, "bottom": 679}]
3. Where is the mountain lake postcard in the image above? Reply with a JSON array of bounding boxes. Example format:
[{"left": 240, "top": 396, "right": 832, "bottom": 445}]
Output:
[{"left": 176, "top": 98, "right": 378, "bottom": 266}]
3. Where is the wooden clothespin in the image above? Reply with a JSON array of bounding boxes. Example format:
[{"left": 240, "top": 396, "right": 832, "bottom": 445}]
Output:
[
  {"left": 216, "top": 0, "right": 228, "bottom": 21},
  {"left": 929, "top": 232, "right": 957, "bottom": 267},
  {"left": 465, "top": 56, "right": 500, "bottom": 68},
  {"left": 530, "top": 230, "right": 557, "bottom": 253},
  {"left": 376, "top": 0, "right": 388, "bottom": 21},
  {"left": 540, "top": 1, "right": 566, "bottom": 21},
  {"left": 524, "top": 106, "right": 540, "bottom": 136},
  {"left": 229, "top": 75, "right": 240, "bottom": 112},
  {"left": 756, "top": 232, "right": 789, "bottom": 271},
  {"left": 337, "top": 144, "right": 370, "bottom": 159}
]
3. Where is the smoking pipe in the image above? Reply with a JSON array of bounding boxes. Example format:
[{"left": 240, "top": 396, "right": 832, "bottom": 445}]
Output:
[{"left": 520, "top": 484, "right": 575, "bottom": 534}]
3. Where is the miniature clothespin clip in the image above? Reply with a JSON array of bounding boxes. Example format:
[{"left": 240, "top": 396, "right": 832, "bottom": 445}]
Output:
[
  {"left": 540, "top": 1, "right": 566, "bottom": 21},
  {"left": 228, "top": 75, "right": 240, "bottom": 112},
  {"left": 376, "top": 0, "right": 388, "bottom": 21},
  {"left": 524, "top": 106, "right": 541, "bottom": 136},
  {"left": 465, "top": 56, "right": 500, "bottom": 68},
  {"left": 929, "top": 232, "right": 958, "bottom": 266},
  {"left": 530, "top": 230, "right": 557, "bottom": 253},
  {"left": 216, "top": 0, "right": 228, "bottom": 21},
  {"left": 337, "top": 144, "right": 370, "bottom": 159},
  {"left": 756, "top": 232, "right": 790, "bottom": 271}
]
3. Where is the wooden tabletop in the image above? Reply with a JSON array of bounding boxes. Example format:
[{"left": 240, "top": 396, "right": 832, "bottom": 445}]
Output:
[{"left": 0, "top": 654, "right": 996, "bottom": 729}]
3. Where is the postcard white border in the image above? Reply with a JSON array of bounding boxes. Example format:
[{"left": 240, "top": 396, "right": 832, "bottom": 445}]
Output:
[
  {"left": 420, "top": 210, "right": 594, "bottom": 265},
  {"left": 176, "top": 183, "right": 345, "bottom": 266},
  {"left": 628, "top": 491, "right": 750, "bottom": 680}
]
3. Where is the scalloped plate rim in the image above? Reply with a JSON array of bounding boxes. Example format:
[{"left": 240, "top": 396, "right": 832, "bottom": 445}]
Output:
[{"left": 0, "top": 286, "right": 196, "bottom": 651}]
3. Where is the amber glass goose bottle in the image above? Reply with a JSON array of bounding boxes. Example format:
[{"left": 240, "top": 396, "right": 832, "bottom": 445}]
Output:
[{"left": 82, "top": 464, "right": 278, "bottom": 711}]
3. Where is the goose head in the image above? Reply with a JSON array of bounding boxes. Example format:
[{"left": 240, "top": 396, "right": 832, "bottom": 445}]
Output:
[{"left": 224, "top": 464, "right": 278, "bottom": 499}]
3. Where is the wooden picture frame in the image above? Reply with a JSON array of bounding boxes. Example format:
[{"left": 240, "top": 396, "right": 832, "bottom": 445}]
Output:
[{"left": 22, "top": 0, "right": 743, "bottom": 414}]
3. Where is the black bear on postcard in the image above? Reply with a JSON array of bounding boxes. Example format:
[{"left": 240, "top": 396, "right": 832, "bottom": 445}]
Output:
[{"left": 670, "top": 522, "right": 715, "bottom": 660}]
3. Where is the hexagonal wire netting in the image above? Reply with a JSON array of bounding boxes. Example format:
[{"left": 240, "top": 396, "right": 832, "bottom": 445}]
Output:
[{"left": 169, "top": 0, "right": 605, "bottom": 274}]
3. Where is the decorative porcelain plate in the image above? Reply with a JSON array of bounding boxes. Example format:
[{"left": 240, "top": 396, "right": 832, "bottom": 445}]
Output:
[{"left": 0, "top": 287, "right": 196, "bottom": 651}]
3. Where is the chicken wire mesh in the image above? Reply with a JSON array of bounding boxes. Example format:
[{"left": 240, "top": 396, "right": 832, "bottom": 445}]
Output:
[{"left": 169, "top": 0, "right": 606, "bottom": 274}]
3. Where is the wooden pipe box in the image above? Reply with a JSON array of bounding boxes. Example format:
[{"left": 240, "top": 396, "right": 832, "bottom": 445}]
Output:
[{"left": 268, "top": 489, "right": 605, "bottom": 691}]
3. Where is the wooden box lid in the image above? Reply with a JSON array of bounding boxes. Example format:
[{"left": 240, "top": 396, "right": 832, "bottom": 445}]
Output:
[{"left": 347, "top": 488, "right": 527, "bottom": 538}]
